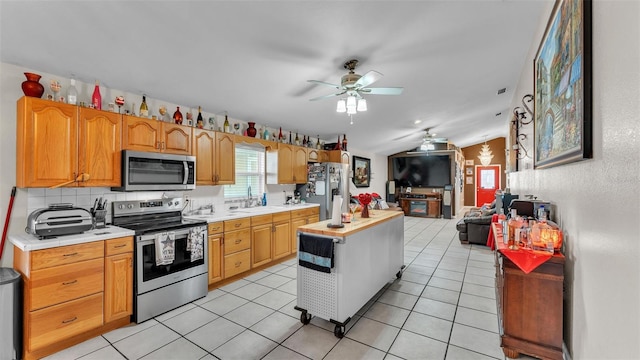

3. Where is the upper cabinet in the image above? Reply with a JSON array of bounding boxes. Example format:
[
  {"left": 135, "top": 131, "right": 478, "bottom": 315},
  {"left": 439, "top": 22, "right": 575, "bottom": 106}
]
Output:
[
  {"left": 328, "top": 150, "right": 350, "bottom": 164},
  {"left": 307, "top": 149, "right": 329, "bottom": 163},
  {"left": 267, "top": 143, "right": 309, "bottom": 184},
  {"left": 122, "top": 115, "right": 191, "bottom": 155},
  {"left": 16, "top": 97, "right": 121, "bottom": 188},
  {"left": 193, "top": 129, "right": 235, "bottom": 185}
]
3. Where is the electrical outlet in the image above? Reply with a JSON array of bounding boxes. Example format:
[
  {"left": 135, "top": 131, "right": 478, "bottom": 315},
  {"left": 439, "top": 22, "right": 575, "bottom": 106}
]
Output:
[{"left": 184, "top": 194, "right": 190, "bottom": 202}]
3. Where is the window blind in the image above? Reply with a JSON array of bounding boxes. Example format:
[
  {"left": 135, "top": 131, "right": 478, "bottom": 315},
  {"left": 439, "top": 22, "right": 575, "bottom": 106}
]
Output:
[{"left": 224, "top": 144, "right": 265, "bottom": 198}]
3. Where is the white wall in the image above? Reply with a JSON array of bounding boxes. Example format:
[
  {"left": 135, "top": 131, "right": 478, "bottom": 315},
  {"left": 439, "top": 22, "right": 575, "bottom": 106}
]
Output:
[
  {"left": 507, "top": 1, "right": 640, "bottom": 358},
  {"left": 347, "top": 147, "right": 388, "bottom": 198}
]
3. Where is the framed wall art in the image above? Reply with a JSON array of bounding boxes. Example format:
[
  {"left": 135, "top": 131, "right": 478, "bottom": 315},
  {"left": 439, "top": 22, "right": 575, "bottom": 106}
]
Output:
[
  {"left": 353, "top": 156, "right": 370, "bottom": 188},
  {"left": 534, "top": 0, "right": 592, "bottom": 169}
]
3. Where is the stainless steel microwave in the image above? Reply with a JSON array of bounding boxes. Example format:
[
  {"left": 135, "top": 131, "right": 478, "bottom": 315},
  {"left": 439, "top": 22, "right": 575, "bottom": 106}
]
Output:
[{"left": 112, "top": 150, "right": 196, "bottom": 191}]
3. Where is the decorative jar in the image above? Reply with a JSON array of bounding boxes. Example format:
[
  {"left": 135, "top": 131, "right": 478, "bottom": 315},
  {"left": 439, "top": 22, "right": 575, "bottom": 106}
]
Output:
[
  {"left": 21, "top": 72, "right": 45, "bottom": 98},
  {"left": 247, "top": 122, "right": 257, "bottom": 137}
]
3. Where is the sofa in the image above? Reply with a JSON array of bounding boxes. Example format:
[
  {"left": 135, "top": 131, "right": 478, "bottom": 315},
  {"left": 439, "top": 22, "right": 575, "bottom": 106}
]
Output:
[{"left": 456, "top": 202, "right": 497, "bottom": 245}]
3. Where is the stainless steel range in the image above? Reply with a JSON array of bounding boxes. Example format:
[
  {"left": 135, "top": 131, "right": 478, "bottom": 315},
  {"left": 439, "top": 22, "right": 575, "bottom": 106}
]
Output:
[{"left": 112, "top": 198, "right": 208, "bottom": 323}]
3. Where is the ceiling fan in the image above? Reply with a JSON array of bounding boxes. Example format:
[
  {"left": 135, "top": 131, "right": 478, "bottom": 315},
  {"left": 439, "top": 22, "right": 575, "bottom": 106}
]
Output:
[
  {"left": 404, "top": 128, "right": 449, "bottom": 154},
  {"left": 307, "top": 59, "right": 404, "bottom": 101}
]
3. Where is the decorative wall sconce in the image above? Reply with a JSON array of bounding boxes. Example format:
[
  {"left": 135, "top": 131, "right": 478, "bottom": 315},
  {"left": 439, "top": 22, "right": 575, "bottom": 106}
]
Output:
[{"left": 511, "top": 94, "right": 533, "bottom": 160}]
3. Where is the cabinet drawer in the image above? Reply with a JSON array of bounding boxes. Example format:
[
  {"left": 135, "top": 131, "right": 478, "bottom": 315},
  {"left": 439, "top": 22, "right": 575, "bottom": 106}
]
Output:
[
  {"left": 224, "top": 229, "right": 250, "bottom": 255},
  {"left": 30, "top": 257, "right": 104, "bottom": 311},
  {"left": 273, "top": 212, "right": 290, "bottom": 223},
  {"left": 224, "top": 250, "right": 251, "bottom": 278},
  {"left": 208, "top": 222, "right": 223, "bottom": 234},
  {"left": 251, "top": 214, "right": 272, "bottom": 226},
  {"left": 31, "top": 241, "right": 104, "bottom": 270},
  {"left": 224, "top": 217, "right": 251, "bottom": 231},
  {"left": 28, "top": 293, "right": 103, "bottom": 352},
  {"left": 105, "top": 237, "right": 133, "bottom": 256},
  {"left": 291, "top": 207, "right": 317, "bottom": 219}
]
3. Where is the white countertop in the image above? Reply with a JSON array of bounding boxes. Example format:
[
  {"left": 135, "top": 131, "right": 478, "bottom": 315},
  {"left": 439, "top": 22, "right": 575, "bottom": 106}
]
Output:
[
  {"left": 184, "top": 203, "right": 320, "bottom": 223},
  {"left": 9, "top": 225, "right": 135, "bottom": 252}
]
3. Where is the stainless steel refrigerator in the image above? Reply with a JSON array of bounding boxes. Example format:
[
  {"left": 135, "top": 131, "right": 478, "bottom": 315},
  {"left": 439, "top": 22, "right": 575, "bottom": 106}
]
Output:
[{"left": 297, "top": 163, "right": 350, "bottom": 221}]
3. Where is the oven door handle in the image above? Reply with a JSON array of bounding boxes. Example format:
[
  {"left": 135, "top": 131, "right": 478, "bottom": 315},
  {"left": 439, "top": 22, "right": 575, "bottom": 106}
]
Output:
[
  {"left": 137, "top": 226, "right": 203, "bottom": 244},
  {"left": 183, "top": 161, "right": 189, "bottom": 185}
]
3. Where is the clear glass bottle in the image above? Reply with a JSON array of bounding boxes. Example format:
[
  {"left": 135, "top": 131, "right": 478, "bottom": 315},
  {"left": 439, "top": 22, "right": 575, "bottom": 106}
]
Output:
[
  {"left": 67, "top": 77, "right": 78, "bottom": 105},
  {"left": 91, "top": 80, "right": 101, "bottom": 110},
  {"left": 223, "top": 113, "right": 230, "bottom": 133},
  {"left": 139, "top": 95, "right": 149, "bottom": 117}
]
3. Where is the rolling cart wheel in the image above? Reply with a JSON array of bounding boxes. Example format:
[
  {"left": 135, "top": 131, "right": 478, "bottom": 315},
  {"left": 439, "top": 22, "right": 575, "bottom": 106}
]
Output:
[
  {"left": 300, "top": 311, "right": 311, "bottom": 325},
  {"left": 334, "top": 325, "right": 344, "bottom": 338},
  {"left": 396, "top": 270, "right": 403, "bottom": 279}
]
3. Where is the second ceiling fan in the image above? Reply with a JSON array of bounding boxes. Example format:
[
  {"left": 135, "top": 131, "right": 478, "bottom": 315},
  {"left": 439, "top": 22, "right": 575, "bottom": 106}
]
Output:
[{"left": 308, "top": 59, "right": 404, "bottom": 102}]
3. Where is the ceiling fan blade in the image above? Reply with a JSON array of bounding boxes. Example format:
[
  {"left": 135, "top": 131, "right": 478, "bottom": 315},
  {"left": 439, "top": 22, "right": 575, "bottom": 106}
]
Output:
[
  {"left": 354, "top": 70, "right": 383, "bottom": 88},
  {"left": 307, "top": 80, "right": 341, "bottom": 89},
  {"left": 361, "top": 87, "right": 404, "bottom": 95},
  {"left": 308, "top": 91, "right": 346, "bottom": 101}
]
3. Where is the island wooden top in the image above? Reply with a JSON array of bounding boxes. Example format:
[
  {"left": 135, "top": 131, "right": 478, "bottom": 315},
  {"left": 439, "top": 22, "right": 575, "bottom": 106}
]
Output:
[{"left": 297, "top": 209, "right": 404, "bottom": 237}]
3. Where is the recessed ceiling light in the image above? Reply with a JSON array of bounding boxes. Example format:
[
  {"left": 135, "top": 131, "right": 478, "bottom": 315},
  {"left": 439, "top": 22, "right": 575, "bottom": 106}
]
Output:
[
  {"left": 497, "top": 88, "right": 507, "bottom": 95},
  {"left": 414, "top": 120, "right": 422, "bottom": 124}
]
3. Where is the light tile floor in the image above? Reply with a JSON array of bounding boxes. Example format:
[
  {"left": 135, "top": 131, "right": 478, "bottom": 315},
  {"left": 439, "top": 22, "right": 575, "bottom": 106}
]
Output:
[{"left": 45, "top": 216, "right": 514, "bottom": 360}]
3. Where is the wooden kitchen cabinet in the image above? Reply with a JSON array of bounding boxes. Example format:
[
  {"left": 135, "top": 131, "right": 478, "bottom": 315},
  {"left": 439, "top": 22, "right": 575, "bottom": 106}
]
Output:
[
  {"left": 208, "top": 222, "right": 224, "bottom": 285},
  {"left": 328, "top": 150, "right": 350, "bottom": 164},
  {"left": 495, "top": 248, "right": 565, "bottom": 359},
  {"left": 16, "top": 97, "right": 121, "bottom": 188},
  {"left": 290, "top": 207, "right": 320, "bottom": 252},
  {"left": 269, "top": 144, "right": 308, "bottom": 184},
  {"left": 307, "top": 149, "right": 329, "bottom": 163},
  {"left": 223, "top": 218, "right": 251, "bottom": 278},
  {"left": 214, "top": 132, "right": 235, "bottom": 184},
  {"left": 251, "top": 214, "right": 273, "bottom": 267},
  {"left": 123, "top": 115, "right": 192, "bottom": 155},
  {"left": 104, "top": 237, "right": 133, "bottom": 323},
  {"left": 272, "top": 212, "right": 291, "bottom": 260}
]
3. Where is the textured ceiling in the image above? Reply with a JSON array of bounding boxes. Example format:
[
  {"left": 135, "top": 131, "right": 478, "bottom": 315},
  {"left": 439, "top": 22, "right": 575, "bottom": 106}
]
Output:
[{"left": 0, "top": 1, "right": 549, "bottom": 155}]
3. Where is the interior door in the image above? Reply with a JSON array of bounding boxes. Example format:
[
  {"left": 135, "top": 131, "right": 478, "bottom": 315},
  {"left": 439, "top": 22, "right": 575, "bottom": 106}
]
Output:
[{"left": 475, "top": 165, "right": 501, "bottom": 207}]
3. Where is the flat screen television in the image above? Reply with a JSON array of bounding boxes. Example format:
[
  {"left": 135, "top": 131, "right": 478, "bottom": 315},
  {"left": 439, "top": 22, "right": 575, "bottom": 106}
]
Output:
[{"left": 391, "top": 155, "right": 451, "bottom": 188}]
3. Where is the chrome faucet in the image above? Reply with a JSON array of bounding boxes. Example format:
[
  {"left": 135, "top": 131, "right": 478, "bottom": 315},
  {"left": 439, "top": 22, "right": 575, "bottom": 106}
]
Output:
[{"left": 246, "top": 185, "right": 254, "bottom": 208}]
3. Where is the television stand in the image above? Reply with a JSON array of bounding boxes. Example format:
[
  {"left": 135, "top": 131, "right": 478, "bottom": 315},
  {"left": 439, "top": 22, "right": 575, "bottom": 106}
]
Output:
[{"left": 400, "top": 193, "right": 441, "bottom": 218}]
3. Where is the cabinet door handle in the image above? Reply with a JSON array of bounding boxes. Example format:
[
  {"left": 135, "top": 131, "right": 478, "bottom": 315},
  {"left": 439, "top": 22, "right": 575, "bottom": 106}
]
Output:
[
  {"left": 113, "top": 244, "right": 127, "bottom": 248},
  {"left": 234, "top": 223, "right": 241, "bottom": 228},
  {"left": 156, "top": 141, "right": 161, "bottom": 149},
  {"left": 162, "top": 142, "right": 166, "bottom": 150},
  {"left": 235, "top": 261, "right": 241, "bottom": 268},
  {"left": 235, "top": 239, "right": 241, "bottom": 244},
  {"left": 63, "top": 252, "right": 78, "bottom": 257},
  {"left": 62, "top": 316, "right": 77, "bottom": 324},
  {"left": 62, "top": 279, "right": 78, "bottom": 286}
]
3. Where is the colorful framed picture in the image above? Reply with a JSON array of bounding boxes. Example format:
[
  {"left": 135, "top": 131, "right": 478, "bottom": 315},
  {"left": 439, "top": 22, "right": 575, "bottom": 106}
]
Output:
[
  {"left": 353, "top": 156, "right": 370, "bottom": 188},
  {"left": 534, "top": 0, "right": 592, "bottom": 169},
  {"left": 465, "top": 160, "right": 474, "bottom": 166}
]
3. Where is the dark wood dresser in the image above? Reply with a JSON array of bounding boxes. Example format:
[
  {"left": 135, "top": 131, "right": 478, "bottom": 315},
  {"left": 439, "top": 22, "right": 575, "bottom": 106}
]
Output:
[{"left": 495, "top": 245, "right": 565, "bottom": 359}]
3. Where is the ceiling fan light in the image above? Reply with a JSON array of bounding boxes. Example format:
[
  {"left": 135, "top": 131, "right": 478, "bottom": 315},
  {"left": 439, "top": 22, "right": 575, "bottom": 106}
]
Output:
[
  {"left": 357, "top": 98, "right": 367, "bottom": 111},
  {"left": 346, "top": 95, "right": 357, "bottom": 108},
  {"left": 347, "top": 106, "right": 357, "bottom": 115},
  {"left": 336, "top": 99, "right": 346, "bottom": 113}
]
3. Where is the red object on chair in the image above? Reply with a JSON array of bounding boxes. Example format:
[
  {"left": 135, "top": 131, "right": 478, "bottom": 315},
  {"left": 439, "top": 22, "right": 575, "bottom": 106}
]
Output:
[{"left": 486, "top": 214, "right": 499, "bottom": 250}]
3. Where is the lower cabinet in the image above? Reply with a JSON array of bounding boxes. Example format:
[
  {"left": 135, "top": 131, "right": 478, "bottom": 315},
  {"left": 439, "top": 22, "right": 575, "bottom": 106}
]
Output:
[
  {"left": 251, "top": 214, "right": 273, "bottom": 267},
  {"left": 290, "top": 207, "right": 320, "bottom": 252},
  {"left": 495, "top": 250, "right": 565, "bottom": 359},
  {"left": 104, "top": 237, "right": 133, "bottom": 323},
  {"left": 272, "top": 212, "right": 291, "bottom": 260},
  {"left": 13, "top": 236, "right": 134, "bottom": 360},
  {"left": 223, "top": 218, "right": 251, "bottom": 278},
  {"left": 208, "top": 222, "right": 224, "bottom": 285}
]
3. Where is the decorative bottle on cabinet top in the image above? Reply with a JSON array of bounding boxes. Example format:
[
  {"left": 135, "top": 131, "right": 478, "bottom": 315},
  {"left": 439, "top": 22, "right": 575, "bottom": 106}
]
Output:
[
  {"left": 223, "top": 113, "right": 230, "bottom": 133},
  {"left": 196, "top": 106, "right": 204, "bottom": 129},
  {"left": 173, "top": 106, "right": 183, "bottom": 124},
  {"left": 139, "top": 95, "right": 149, "bottom": 117},
  {"left": 91, "top": 81, "right": 102, "bottom": 110},
  {"left": 342, "top": 134, "right": 348, "bottom": 151},
  {"left": 67, "top": 77, "right": 78, "bottom": 105}
]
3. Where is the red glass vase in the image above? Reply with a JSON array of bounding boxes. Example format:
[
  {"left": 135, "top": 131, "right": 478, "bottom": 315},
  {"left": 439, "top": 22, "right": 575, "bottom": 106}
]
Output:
[
  {"left": 21, "top": 72, "right": 45, "bottom": 98},
  {"left": 361, "top": 205, "right": 370, "bottom": 218},
  {"left": 173, "top": 106, "right": 183, "bottom": 124},
  {"left": 247, "top": 122, "right": 257, "bottom": 137}
]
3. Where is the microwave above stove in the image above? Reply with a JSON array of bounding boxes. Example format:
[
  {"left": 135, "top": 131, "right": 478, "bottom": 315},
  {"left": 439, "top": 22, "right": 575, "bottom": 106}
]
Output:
[{"left": 112, "top": 150, "right": 196, "bottom": 192}]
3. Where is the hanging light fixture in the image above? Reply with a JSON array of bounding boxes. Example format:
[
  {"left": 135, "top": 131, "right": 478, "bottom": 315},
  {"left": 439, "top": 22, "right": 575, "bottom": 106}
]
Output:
[
  {"left": 357, "top": 98, "right": 367, "bottom": 112},
  {"left": 336, "top": 93, "right": 367, "bottom": 116},
  {"left": 478, "top": 136, "right": 494, "bottom": 166}
]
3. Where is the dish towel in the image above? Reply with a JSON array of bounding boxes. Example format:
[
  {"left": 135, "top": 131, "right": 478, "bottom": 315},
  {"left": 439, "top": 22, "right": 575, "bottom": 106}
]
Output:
[
  {"left": 187, "top": 227, "right": 204, "bottom": 262},
  {"left": 298, "top": 233, "right": 334, "bottom": 273},
  {"left": 155, "top": 231, "right": 175, "bottom": 266}
]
